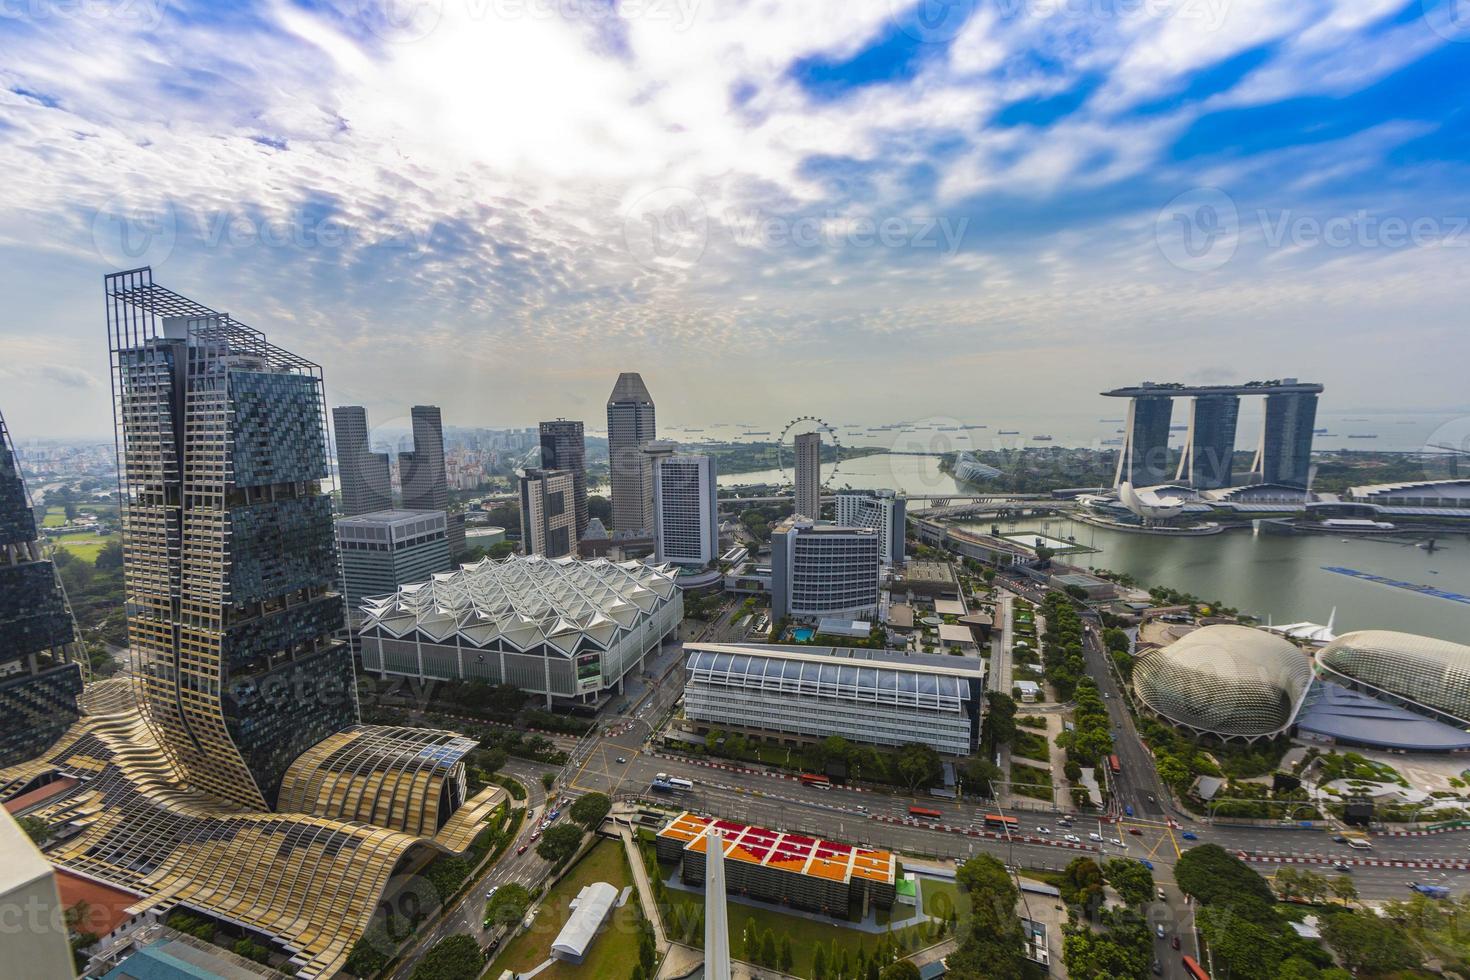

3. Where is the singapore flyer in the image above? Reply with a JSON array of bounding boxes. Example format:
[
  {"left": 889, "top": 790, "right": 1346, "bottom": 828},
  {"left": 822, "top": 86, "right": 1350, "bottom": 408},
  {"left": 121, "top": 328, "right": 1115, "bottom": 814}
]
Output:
[{"left": 776, "top": 416, "right": 843, "bottom": 489}]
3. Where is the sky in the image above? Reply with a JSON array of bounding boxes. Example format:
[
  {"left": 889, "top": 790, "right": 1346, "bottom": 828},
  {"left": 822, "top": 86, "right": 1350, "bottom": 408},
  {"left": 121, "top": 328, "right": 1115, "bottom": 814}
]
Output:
[{"left": 1, "top": 0, "right": 1469, "bottom": 441}]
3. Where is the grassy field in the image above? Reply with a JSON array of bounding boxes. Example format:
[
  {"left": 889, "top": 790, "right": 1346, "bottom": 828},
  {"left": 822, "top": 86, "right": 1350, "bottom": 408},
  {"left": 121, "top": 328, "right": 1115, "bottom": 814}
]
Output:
[
  {"left": 50, "top": 530, "right": 112, "bottom": 562},
  {"left": 664, "top": 885, "right": 939, "bottom": 979},
  {"left": 1010, "top": 762, "right": 1055, "bottom": 801},
  {"left": 41, "top": 507, "right": 66, "bottom": 527},
  {"left": 487, "top": 839, "right": 643, "bottom": 980},
  {"left": 1012, "top": 729, "right": 1050, "bottom": 763}
]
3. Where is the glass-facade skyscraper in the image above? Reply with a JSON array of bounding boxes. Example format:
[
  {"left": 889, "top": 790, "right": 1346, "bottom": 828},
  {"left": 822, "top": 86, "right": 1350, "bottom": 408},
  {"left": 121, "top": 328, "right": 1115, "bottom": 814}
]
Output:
[
  {"left": 1258, "top": 391, "right": 1319, "bottom": 488},
  {"left": 106, "top": 268, "right": 356, "bottom": 810},
  {"left": 538, "top": 419, "right": 588, "bottom": 541},
  {"left": 399, "top": 404, "right": 464, "bottom": 556},
  {"left": 0, "top": 410, "right": 82, "bottom": 768},
  {"left": 1115, "top": 394, "right": 1174, "bottom": 487},
  {"left": 332, "top": 405, "right": 392, "bottom": 516},
  {"left": 1178, "top": 394, "right": 1240, "bottom": 489},
  {"left": 606, "top": 372, "right": 656, "bottom": 535}
]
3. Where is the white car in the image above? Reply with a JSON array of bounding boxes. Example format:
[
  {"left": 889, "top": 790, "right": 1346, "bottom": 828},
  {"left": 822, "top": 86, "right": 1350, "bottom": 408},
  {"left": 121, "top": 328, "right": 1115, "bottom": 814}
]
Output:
[
  {"left": 1064, "top": 834, "right": 1081, "bottom": 843},
  {"left": 1111, "top": 838, "right": 1124, "bottom": 846},
  {"left": 1088, "top": 832, "right": 1104, "bottom": 842},
  {"left": 1036, "top": 826, "right": 1051, "bottom": 834}
]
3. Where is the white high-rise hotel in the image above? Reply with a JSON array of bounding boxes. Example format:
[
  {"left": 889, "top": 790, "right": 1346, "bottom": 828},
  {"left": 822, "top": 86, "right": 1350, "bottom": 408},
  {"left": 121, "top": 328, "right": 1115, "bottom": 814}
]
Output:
[
  {"left": 835, "top": 489, "right": 906, "bottom": 566},
  {"left": 653, "top": 453, "right": 719, "bottom": 566}
]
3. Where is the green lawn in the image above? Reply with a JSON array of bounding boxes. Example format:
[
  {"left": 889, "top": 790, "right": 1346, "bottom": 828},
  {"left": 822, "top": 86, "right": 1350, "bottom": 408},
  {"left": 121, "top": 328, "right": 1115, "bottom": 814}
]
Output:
[
  {"left": 41, "top": 507, "right": 66, "bottom": 527},
  {"left": 918, "top": 879, "right": 961, "bottom": 920},
  {"left": 51, "top": 531, "right": 111, "bottom": 562},
  {"left": 486, "top": 839, "right": 643, "bottom": 980},
  {"left": 1010, "top": 762, "right": 1054, "bottom": 801},
  {"left": 664, "top": 884, "right": 940, "bottom": 979},
  {"left": 1012, "top": 729, "right": 1050, "bottom": 763}
]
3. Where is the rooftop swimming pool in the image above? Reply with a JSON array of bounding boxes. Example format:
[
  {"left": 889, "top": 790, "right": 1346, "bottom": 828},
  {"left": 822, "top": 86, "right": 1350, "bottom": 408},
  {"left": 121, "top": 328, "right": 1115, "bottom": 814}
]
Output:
[{"left": 792, "top": 627, "right": 815, "bottom": 642}]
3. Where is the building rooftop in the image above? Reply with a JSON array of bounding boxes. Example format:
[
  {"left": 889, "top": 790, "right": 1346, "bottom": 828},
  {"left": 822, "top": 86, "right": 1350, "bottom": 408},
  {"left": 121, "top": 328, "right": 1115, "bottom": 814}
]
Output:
[
  {"left": 934, "top": 599, "right": 966, "bottom": 617},
  {"left": 1102, "top": 379, "right": 1324, "bottom": 397},
  {"left": 896, "top": 561, "right": 957, "bottom": 585},
  {"left": 887, "top": 604, "right": 915, "bottom": 629},
  {"left": 658, "top": 811, "right": 894, "bottom": 886},
  {"left": 938, "top": 623, "right": 976, "bottom": 644},
  {"left": 334, "top": 508, "right": 447, "bottom": 528},
  {"left": 686, "top": 642, "right": 984, "bottom": 678},
  {"left": 551, "top": 881, "right": 619, "bottom": 961}
]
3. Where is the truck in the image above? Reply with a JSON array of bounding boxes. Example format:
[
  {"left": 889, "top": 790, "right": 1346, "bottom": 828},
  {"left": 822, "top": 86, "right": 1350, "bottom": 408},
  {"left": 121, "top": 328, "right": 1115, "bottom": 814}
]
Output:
[{"left": 654, "top": 772, "right": 693, "bottom": 791}]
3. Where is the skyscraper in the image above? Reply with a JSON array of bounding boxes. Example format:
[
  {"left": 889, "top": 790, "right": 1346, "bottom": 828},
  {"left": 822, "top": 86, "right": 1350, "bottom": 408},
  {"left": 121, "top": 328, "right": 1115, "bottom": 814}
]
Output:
[
  {"left": 400, "top": 405, "right": 465, "bottom": 556},
  {"left": 769, "top": 518, "right": 879, "bottom": 622},
  {"left": 332, "top": 405, "right": 392, "bottom": 515},
  {"left": 653, "top": 453, "right": 719, "bottom": 566},
  {"left": 1114, "top": 394, "right": 1173, "bottom": 487},
  {"left": 1176, "top": 394, "right": 1240, "bottom": 489},
  {"left": 106, "top": 268, "right": 356, "bottom": 810},
  {"left": 606, "top": 372, "right": 656, "bottom": 534},
  {"left": 519, "top": 468, "right": 576, "bottom": 558},
  {"left": 835, "top": 489, "right": 906, "bottom": 565},
  {"left": 1256, "top": 390, "right": 1319, "bottom": 488},
  {"left": 0, "top": 410, "right": 82, "bottom": 768},
  {"left": 793, "top": 431, "right": 822, "bottom": 519},
  {"left": 539, "top": 419, "right": 588, "bottom": 541}
]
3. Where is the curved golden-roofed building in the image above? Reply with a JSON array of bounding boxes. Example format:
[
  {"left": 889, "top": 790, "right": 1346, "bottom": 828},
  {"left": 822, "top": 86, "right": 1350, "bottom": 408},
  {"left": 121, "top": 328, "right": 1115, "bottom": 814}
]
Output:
[{"left": 0, "top": 686, "right": 501, "bottom": 978}]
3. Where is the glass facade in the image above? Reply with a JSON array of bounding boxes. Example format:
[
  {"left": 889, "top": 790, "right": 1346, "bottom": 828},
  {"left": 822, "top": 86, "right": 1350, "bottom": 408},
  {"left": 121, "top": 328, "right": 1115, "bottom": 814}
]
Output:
[
  {"left": 107, "top": 269, "right": 354, "bottom": 809},
  {"left": 0, "top": 409, "right": 81, "bottom": 767},
  {"left": 1259, "top": 391, "right": 1318, "bottom": 488},
  {"left": 1121, "top": 395, "right": 1173, "bottom": 486},
  {"left": 1183, "top": 394, "right": 1239, "bottom": 489}
]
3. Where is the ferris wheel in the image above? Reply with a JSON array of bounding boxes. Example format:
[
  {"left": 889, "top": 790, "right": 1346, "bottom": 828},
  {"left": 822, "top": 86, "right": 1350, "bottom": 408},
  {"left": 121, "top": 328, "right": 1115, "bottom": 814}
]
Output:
[{"left": 776, "top": 416, "right": 843, "bottom": 488}]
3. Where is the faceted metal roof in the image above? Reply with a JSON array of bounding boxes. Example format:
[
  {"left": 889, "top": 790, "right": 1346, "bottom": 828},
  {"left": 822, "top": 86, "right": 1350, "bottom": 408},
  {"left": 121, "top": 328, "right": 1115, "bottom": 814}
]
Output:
[
  {"left": 686, "top": 645, "right": 975, "bottom": 709},
  {"left": 359, "top": 555, "right": 679, "bottom": 653},
  {"left": 1319, "top": 630, "right": 1470, "bottom": 726},
  {"left": 1133, "top": 625, "right": 1313, "bottom": 738}
]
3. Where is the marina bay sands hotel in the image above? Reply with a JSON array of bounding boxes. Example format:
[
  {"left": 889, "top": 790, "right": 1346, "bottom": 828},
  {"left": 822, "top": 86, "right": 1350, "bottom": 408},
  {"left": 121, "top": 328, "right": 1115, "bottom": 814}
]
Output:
[{"left": 1103, "top": 379, "right": 1324, "bottom": 490}]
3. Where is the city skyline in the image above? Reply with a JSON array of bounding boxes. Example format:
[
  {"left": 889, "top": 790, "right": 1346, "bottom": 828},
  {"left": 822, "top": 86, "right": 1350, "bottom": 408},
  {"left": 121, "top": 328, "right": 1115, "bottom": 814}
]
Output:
[{"left": 3, "top": 5, "right": 1469, "bottom": 439}]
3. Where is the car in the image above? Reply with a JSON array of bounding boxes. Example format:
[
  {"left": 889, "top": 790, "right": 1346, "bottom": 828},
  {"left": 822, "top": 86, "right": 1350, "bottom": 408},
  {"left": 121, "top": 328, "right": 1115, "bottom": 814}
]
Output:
[
  {"left": 1064, "top": 834, "right": 1081, "bottom": 843},
  {"left": 1151, "top": 960, "right": 1163, "bottom": 976},
  {"left": 1171, "top": 936, "right": 1180, "bottom": 951},
  {"left": 1140, "top": 859, "right": 1154, "bottom": 870},
  {"left": 1058, "top": 819, "right": 1073, "bottom": 828},
  {"left": 1104, "top": 692, "right": 1111, "bottom": 698},
  {"left": 1181, "top": 831, "right": 1198, "bottom": 840},
  {"left": 1157, "top": 887, "right": 1166, "bottom": 901},
  {"left": 857, "top": 805, "right": 868, "bottom": 813},
  {"left": 530, "top": 830, "right": 541, "bottom": 841},
  {"left": 1088, "top": 832, "right": 1104, "bottom": 842},
  {"left": 1037, "top": 826, "right": 1051, "bottom": 834},
  {"left": 1333, "top": 835, "right": 1348, "bottom": 844},
  {"left": 1335, "top": 863, "right": 1352, "bottom": 873},
  {"left": 1156, "top": 924, "right": 1166, "bottom": 939},
  {"left": 1111, "top": 838, "right": 1124, "bottom": 847},
  {"left": 486, "top": 886, "right": 498, "bottom": 899},
  {"left": 517, "top": 844, "right": 528, "bottom": 855},
  {"left": 1125, "top": 805, "right": 1134, "bottom": 817},
  {"left": 616, "top": 756, "right": 627, "bottom": 764},
  {"left": 1128, "top": 827, "right": 1143, "bottom": 836}
]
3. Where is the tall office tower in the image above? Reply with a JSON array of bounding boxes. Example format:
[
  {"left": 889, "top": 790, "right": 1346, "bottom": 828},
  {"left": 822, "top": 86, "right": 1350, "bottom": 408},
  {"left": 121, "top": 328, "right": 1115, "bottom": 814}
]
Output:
[
  {"left": 400, "top": 405, "right": 464, "bottom": 556},
  {"left": 105, "top": 268, "right": 356, "bottom": 810},
  {"left": 519, "top": 468, "right": 577, "bottom": 558},
  {"left": 335, "top": 510, "right": 453, "bottom": 607},
  {"left": 539, "top": 419, "right": 588, "bottom": 540},
  {"left": 0, "top": 410, "right": 82, "bottom": 768},
  {"left": 704, "top": 826, "right": 732, "bottom": 980},
  {"left": 835, "top": 489, "right": 906, "bottom": 565},
  {"left": 654, "top": 453, "right": 719, "bottom": 566},
  {"left": 1257, "top": 390, "right": 1320, "bottom": 488},
  {"left": 793, "top": 431, "right": 822, "bottom": 518},
  {"left": 769, "top": 517, "right": 879, "bottom": 622},
  {"left": 332, "top": 406, "right": 392, "bottom": 515},
  {"left": 607, "top": 372, "right": 656, "bottom": 534},
  {"left": 1176, "top": 394, "right": 1240, "bottom": 489},
  {"left": 1114, "top": 394, "right": 1173, "bottom": 487}
]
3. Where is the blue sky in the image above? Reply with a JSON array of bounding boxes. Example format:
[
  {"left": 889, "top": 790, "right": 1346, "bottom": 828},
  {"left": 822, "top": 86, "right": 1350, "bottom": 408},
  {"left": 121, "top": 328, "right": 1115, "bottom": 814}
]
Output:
[{"left": 1, "top": 0, "right": 1468, "bottom": 438}]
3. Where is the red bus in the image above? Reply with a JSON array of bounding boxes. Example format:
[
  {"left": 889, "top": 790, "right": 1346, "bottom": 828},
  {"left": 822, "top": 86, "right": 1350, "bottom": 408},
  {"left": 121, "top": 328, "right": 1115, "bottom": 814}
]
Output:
[
  {"left": 1108, "top": 754, "right": 1122, "bottom": 775},
  {"left": 800, "top": 774, "right": 831, "bottom": 788},
  {"left": 909, "top": 806, "right": 943, "bottom": 819},
  {"left": 1181, "top": 955, "right": 1210, "bottom": 980},
  {"left": 983, "top": 814, "right": 1019, "bottom": 831}
]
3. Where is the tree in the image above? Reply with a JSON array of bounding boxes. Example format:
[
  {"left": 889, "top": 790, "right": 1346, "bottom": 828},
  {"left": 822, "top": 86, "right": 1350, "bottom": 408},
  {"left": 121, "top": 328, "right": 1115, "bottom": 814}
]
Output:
[
  {"left": 981, "top": 691, "right": 1018, "bottom": 750},
  {"left": 541, "top": 772, "right": 555, "bottom": 791},
  {"left": 233, "top": 939, "right": 271, "bottom": 963},
  {"left": 947, "top": 854, "right": 1028, "bottom": 980},
  {"left": 1196, "top": 905, "right": 1287, "bottom": 978},
  {"left": 1063, "top": 926, "right": 1149, "bottom": 979},
  {"left": 1059, "top": 857, "right": 1105, "bottom": 912},
  {"left": 879, "top": 962, "right": 920, "bottom": 980},
  {"left": 536, "top": 824, "right": 583, "bottom": 865},
  {"left": 962, "top": 757, "right": 1002, "bottom": 798},
  {"left": 813, "top": 942, "right": 828, "bottom": 979},
  {"left": 344, "top": 926, "right": 392, "bottom": 977},
  {"left": 1329, "top": 874, "right": 1357, "bottom": 908},
  {"left": 1274, "top": 867, "right": 1301, "bottom": 901},
  {"left": 410, "top": 934, "right": 482, "bottom": 980},
  {"left": 18, "top": 815, "right": 51, "bottom": 845},
  {"left": 759, "top": 928, "right": 777, "bottom": 967},
  {"left": 1321, "top": 911, "right": 1418, "bottom": 975},
  {"left": 569, "top": 792, "right": 611, "bottom": 830},
  {"left": 484, "top": 883, "right": 532, "bottom": 927},
  {"left": 779, "top": 934, "right": 794, "bottom": 972},
  {"left": 1174, "top": 844, "right": 1274, "bottom": 911},
  {"left": 1296, "top": 869, "right": 1328, "bottom": 906},
  {"left": 1103, "top": 858, "right": 1154, "bottom": 908},
  {"left": 895, "top": 742, "right": 942, "bottom": 793}
]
